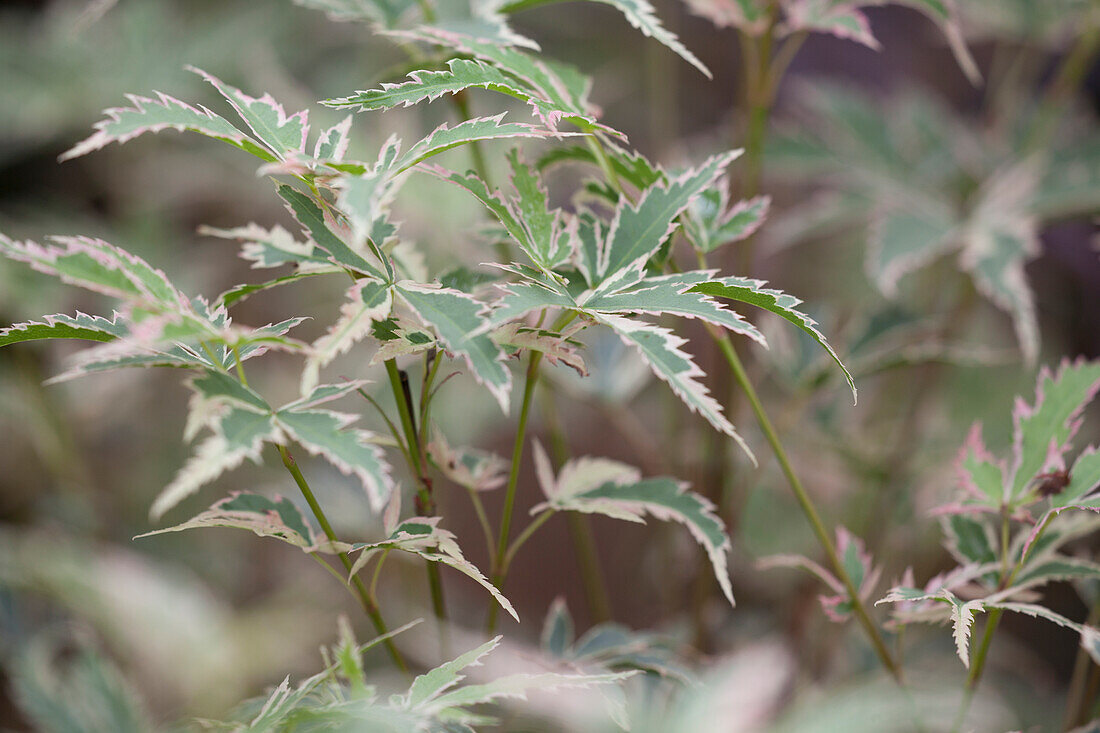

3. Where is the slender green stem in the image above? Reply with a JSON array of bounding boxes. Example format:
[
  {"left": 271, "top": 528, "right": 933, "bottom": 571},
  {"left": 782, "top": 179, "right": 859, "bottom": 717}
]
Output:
[
  {"left": 487, "top": 352, "right": 543, "bottom": 633},
  {"left": 276, "top": 444, "right": 409, "bottom": 673},
  {"left": 466, "top": 487, "right": 497, "bottom": 560},
  {"left": 370, "top": 549, "right": 391, "bottom": 600},
  {"left": 586, "top": 136, "right": 625, "bottom": 200},
  {"left": 355, "top": 385, "right": 415, "bottom": 471},
  {"left": 383, "top": 359, "right": 448, "bottom": 629},
  {"left": 539, "top": 383, "right": 614, "bottom": 622},
  {"left": 713, "top": 331, "right": 904, "bottom": 683},
  {"left": 231, "top": 343, "right": 247, "bottom": 386}
]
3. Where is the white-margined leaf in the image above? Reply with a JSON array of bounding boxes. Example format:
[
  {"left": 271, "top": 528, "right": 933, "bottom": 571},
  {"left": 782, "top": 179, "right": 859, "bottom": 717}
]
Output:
[
  {"left": 277, "top": 184, "right": 390, "bottom": 280},
  {"left": 395, "top": 114, "right": 563, "bottom": 174},
  {"left": 531, "top": 442, "right": 736, "bottom": 606},
  {"left": 301, "top": 279, "right": 394, "bottom": 394},
  {"left": 199, "top": 222, "right": 333, "bottom": 270},
  {"left": 685, "top": 188, "right": 770, "bottom": 254},
  {"left": 350, "top": 516, "right": 518, "bottom": 620},
  {"left": 493, "top": 322, "right": 587, "bottom": 375},
  {"left": 427, "top": 427, "right": 508, "bottom": 492},
  {"left": 187, "top": 66, "right": 309, "bottom": 161},
  {"left": 405, "top": 637, "right": 501, "bottom": 709},
  {"left": 396, "top": 282, "right": 512, "bottom": 412},
  {"left": 596, "top": 314, "right": 750, "bottom": 459},
  {"left": 0, "top": 312, "right": 127, "bottom": 348},
  {"left": 497, "top": 0, "right": 711, "bottom": 78},
  {"left": 275, "top": 407, "right": 393, "bottom": 512},
  {"left": 689, "top": 276, "right": 857, "bottom": 401},
  {"left": 58, "top": 89, "right": 272, "bottom": 163},
  {"left": 137, "top": 492, "right": 320, "bottom": 549}
]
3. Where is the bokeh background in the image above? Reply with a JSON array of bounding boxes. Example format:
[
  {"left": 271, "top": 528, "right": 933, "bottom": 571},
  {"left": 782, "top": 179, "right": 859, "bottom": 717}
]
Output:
[{"left": 1, "top": 0, "right": 1099, "bottom": 730}]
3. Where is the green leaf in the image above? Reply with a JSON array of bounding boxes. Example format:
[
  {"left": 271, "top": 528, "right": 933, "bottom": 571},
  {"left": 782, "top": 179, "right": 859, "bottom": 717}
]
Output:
[
  {"left": 395, "top": 114, "right": 561, "bottom": 173},
  {"left": 689, "top": 276, "right": 857, "bottom": 402},
  {"left": 136, "top": 492, "right": 318, "bottom": 549},
  {"left": 188, "top": 66, "right": 309, "bottom": 160},
  {"left": 597, "top": 152, "right": 738, "bottom": 287},
  {"left": 597, "top": 313, "right": 750, "bottom": 458},
  {"left": 326, "top": 58, "right": 603, "bottom": 133},
  {"left": 1052, "top": 447, "right": 1100, "bottom": 508},
  {"left": 422, "top": 669, "right": 636, "bottom": 713},
  {"left": 1009, "top": 359, "right": 1100, "bottom": 500},
  {"left": 532, "top": 442, "right": 735, "bottom": 606},
  {"left": 682, "top": 0, "right": 770, "bottom": 33},
  {"left": 276, "top": 184, "right": 389, "bottom": 280},
  {"left": 350, "top": 516, "right": 518, "bottom": 620},
  {"left": 0, "top": 234, "right": 187, "bottom": 307},
  {"left": 301, "top": 279, "right": 394, "bottom": 394},
  {"left": 867, "top": 206, "right": 957, "bottom": 296},
  {"left": 406, "top": 637, "right": 501, "bottom": 709},
  {"left": 151, "top": 407, "right": 279, "bottom": 520},
  {"left": 0, "top": 312, "right": 127, "bottom": 348},
  {"left": 427, "top": 427, "right": 508, "bottom": 492},
  {"left": 199, "top": 222, "right": 333, "bottom": 270},
  {"left": 498, "top": 0, "right": 711, "bottom": 78},
  {"left": 396, "top": 282, "right": 512, "bottom": 412},
  {"left": 58, "top": 89, "right": 271, "bottom": 163},
  {"left": 541, "top": 598, "right": 575, "bottom": 658},
  {"left": 276, "top": 408, "right": 393, "bottom": 511},
  {"left": 685, "top": 190, "right": 770, "bottom": 254},
  {"left": 941, "top": 514, "right": 998, "bottom": 566}
]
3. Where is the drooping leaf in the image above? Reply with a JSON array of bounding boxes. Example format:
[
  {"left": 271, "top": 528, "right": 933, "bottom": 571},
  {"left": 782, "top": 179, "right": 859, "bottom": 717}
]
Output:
[
  {"left": 58, "top": 90, "right": 272, "bottom": 163},
  {"left": 350, "top": 517, "right": 518, "bottom": 620},
  {"left": 396, "top": 282, "right": 512, "bottom": 412},
  {"left": 596, "top": 314, "right": 750, "bottom": 458},
  {"left": 427, "top": 427, "right": 508, "bottom": 492},
  {"left": 531, "top": 442, "right": 736, "bottom": 606},
  {"left": 783, "top": 1, "right": 879, "bottom": 49},
  {"left": 493, "top": 323, "right": 587, "bottom": 376},
  {"left": 420, "top": 669, "right": 636, "bottom": 714},
  {"left": 151, "top": 407, "right": 279, "bottom": 520},
  {"left": 136, "top": 492, "right": 319, "bottom": 549},
  {"left": 275, "top": 407, "right": 393, "bottom": 511},
  {"left": 0, "top": 312, "right": 128, "bottom": 348},
  {"left": 689, "top": 276, "right": 857, "bottom": 401}
]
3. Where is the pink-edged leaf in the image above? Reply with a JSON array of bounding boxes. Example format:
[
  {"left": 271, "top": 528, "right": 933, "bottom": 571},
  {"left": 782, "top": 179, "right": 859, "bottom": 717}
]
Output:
[
  {"left": 187, "top": 66, "right": 309, "bottom": 160},
  {"left": 399, "top": 114, "right": 566, "bottom": 174},
  {"left": 492, "top": 323, "right": 587, "bottom": 376},
  {"left": 199, "top": 222, "right": 334, "bottom": 270},
  {"left": 0, "top": 312, "right": 128, "bottom": 348},
  {"left": 313, "top": 115, "right": 353, "bottom": 161},
  {"left": 396, "top": 281, "right": 512, "bottom": 413},
  {"left": 685, "top": 188, "right": 770, "bottom": 254},
  {"left": 683, "top": 0, "right": 770, "bottom": 33},
  {"left": 58, "top": 90, "right": 271, "bottom": 163},
  {"left": 0, "top": 234, "right": 188, "bottom": 308},
  {"left": 1008, "top": 358, "right": 1100, "bottom": 500},
  {"left": 350, "top": 517, "right": 518, "bottom": 621}
]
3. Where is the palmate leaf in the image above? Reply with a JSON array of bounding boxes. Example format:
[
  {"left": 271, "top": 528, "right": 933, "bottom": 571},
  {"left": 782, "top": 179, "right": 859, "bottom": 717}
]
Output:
[
  {"left": 350, "top": 514, "right": 518, "bottom": 620},
  {"left": 0, "top": 312, "right": 127, "bottom": 348},
  {"left": 531, "top": 442, "right": 736, "bottom": 606},
  {"left": 136, "top": 492, "right": 319, "bottom": 549},
  {"left": 689, "top": 276, "right": 857, "bottom": 401},
  {"left": 58, "top": 89, "right": 272, "bottom": 163},
  {"left": 396, "top": 282, "right": 512, "bottom": 412},
  {"left": 498, "top": 0, "right": 711, "bottom": 78}
]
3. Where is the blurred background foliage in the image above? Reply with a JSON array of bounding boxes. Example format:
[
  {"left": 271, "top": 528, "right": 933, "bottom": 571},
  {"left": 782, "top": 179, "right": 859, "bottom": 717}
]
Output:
[{"left": 1, "top": 0, "right": 1099, "bottom": 730}]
